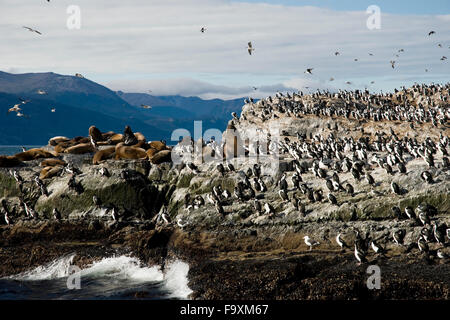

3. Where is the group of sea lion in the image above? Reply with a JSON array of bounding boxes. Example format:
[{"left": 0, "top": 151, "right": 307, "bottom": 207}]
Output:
[{"left": 0, "top": 125, "right": 172, "bottom": 173}]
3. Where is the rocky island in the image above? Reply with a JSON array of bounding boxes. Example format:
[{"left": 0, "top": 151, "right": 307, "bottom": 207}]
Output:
[{"left": 1, "top": 83, "right": 449, "bottom": 299}]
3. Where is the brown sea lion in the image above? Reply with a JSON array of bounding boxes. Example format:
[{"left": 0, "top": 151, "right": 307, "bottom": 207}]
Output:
[
  {"left": 15, "top": 148, "right": 57, "bottom": 161},
  {"left": 89, "top": 125, "right": 104, "bottom": 142},
  {"left": 41, "top": 159, "right": 67, "bottom": 167},
  {"left": 110, "top": 133, "right": 123, "bottom": 144},
  {"left": 148, "top": 141, "right": 168, "bottom": 152},
  {"left": 92, "top": 146, "right": 116, "bottom": 165},
  {"left": 40, "top": 165, "right": 63, "bottom": 180},
  {"left": 49, "top": 136, "right": 70, "bottom": 146},
  {"left": 64, "top": 143, "right": 95, "bottom": 154},
  {"left": 54, "top": 143, "right": 68, "bottom": 154},
  {"left": 146, "top": 148, "right": 158, "bottom": 159},
  {"left": 134, "top": 132, "right": 146, "bottom": 142},
  {"left": 149, "top": 150, "right": 172, "bottom": 164},
  {"left": 0, "top": 156, "right": 22, "bottom": 167},
  {"left": 115, "top": 142, "right": 147, "bottom": 160}
]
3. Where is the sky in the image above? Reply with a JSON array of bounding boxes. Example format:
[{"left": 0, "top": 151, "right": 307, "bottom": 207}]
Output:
[{"left": 0, "top": 0, "right": 449, "bottom": 99}]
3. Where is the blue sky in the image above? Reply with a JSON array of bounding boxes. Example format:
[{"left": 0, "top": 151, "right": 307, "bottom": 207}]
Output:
[
  {"left": 235, "top": 0, "right": 450, "bottom": 15},
  {"left": 1, "top": 0, "right": 449, "bottom": 99}
]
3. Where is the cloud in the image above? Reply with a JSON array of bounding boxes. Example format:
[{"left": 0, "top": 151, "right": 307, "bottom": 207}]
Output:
[
  {"left": 106, "top": 76, "right": 329, "bottom": 99},
  {"left": 0, "top": 0, "right": 449, "bottom": 98}
]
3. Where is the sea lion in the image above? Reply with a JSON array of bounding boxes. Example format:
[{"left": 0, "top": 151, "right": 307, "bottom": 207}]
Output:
[
  {"left": 123, "top": 126, "right": 138, "bottom": 146},
  {"left": 109, "top": 133, "right": 123, "bottom": 144},
  {"left": 14, "top": 148, "right": 56, "bottom": 161},
  {"left": 149, "top": 150, "right": 172, "bottom": 164},
  {"left": 133, "top": 140, "right": 148, "bottom": 149},
  {"left": 114, "top": 142, "right": 147, "bottom": 160},
  {"left": 92, "top": 146, "right": 116, "bottom": 165},
  {"left": 146, "top": 148, "right": 158, "bottom": 158},
  {"left": 40, "top": 165, "right": 63, "bottom": 180},
  {"left": 134, "top": 132, "right": 146, "bottom": 142},
  {"left": 148, "top": 141, "right": 168, "bottom": 152},
  {"left": 49, "top": 136, "right": 70, "bottom": 146},
  {"left": 0, "top": 156, "right": 22, "bottom": 167},
  {"left": 40, "top": 159, "right": 67, "bottom": 167},
  {"left": 64, "top": 143, "right": 95, "bottom": 154},
  {"left": 54, "top": 143, "right": 69, "bottom": 154},
  {"left": 102, "top": 131, "right": 117, "bottom": 140},
  {"left": 89, "top": 125, "right": 104, "bottom": 142}
]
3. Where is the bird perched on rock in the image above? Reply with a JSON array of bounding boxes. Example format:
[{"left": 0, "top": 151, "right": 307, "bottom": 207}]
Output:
[
  {"left": 34, "top": 176, "right": 48, "bottom": 196},
  {"left": 278, "top": 189, "right": 289, "bottom": 202},
  {"left": 393, "top": 229, "right": 406, "bottom": 245},
  {"left": 304, "top": 236, "right": 320, "bottom": 251},
  {"left": 215, "top": 201, "right": 225, "bottom": 216},
  {"left": 336, "top": 233, "right": 349, "bottom": 251},
  {"left": 216, "top": 163, "right": 225, "bottom": 176},
  {"left": 404, "top": 206, "right": 416, "bottom": 219},
  {"left": 354, "top": 244, "right": 367, "bottom": 265},
  {"left": 264, "top": 203, "right": 275, "bottom": 216},
  {"left": 370, "top": 240, "right": 385, "bottom": 255},
  {"left": 392, "top": 206, "right": 402, "bottom": 219},
  {"left": 187, "top": 162, "right": 200, "bottom": 174},
  {"left": 420, "top": 171, "right": 433, "bottom": 183},
  {"left": 327, "top": 193, "right": 337, "bottom": 205},
  {"left": 253, "top": 199, "right": 262, "bottom": 214},
  {"left": 53, "top": 208, "right": 61, "bottom": 221},
  {"left": 391, "top": 181, "right": 401, "bottom": 195},
  {"left": 345, "top": 183, "right": 354, "bottom": 196}
]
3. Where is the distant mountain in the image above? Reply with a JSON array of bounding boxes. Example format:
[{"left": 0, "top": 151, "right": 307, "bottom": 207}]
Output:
[
  {"left": 117, "top": 92, "right": 243, "bottom": 120},
  {"left": 0, "top": 71, "right": 244, "bottom": 146}
]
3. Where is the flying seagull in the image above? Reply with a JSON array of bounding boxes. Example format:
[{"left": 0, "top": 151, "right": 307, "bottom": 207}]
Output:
[
  {"left": 23, "top": 26, "right": 42, "bottom": 35},
  {"left": 329, "top": 77, "right": 334, "bottom": 81},
  {"left": 200, "top": 27, "right": 206, "bottom": 33},
  {"left": 428, "top": 30, "right": 435, "bottom": 36},
  {"left": 252, "top": 86, "right": 258, "bottom": 90},
  {"left": 441, "top": 56, "right": 447, "bottom": 61},
  {"left": 37, "top": 89, "right": 47, "bottom": 95},
  {"left": 247, "top": 42, "right": 254, "bottom": 55},
  {"left": 368, "top": 53, "right": 374, "bottom": 56},
  {"left": 334, "top": 51, "right": 340, "bottom": 56},
  {"left": 51, "top": 108, "right": 56, "bottom": 113},
  {"left": 304, "top": 68, "right": 313, "bottom": 74},
  {"left": 390, "top": 60, "right": 396, "bottom": 69}
]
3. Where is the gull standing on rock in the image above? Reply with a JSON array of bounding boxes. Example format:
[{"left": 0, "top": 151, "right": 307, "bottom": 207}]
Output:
[{"left": 304, "top": 236, "right": 319, "bottom": 251}]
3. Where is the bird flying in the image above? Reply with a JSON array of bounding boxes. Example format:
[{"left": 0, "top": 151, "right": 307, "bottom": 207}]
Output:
[{"left": 23, "top": 26, "right": 42, "bottom": 35}]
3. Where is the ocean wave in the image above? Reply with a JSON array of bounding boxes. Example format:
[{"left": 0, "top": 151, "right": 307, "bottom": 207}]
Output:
[{"left": 7, "top": 254, "right": 192, "bottom": 299}]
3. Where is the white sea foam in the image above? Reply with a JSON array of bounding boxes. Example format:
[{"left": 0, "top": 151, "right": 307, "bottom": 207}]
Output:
[
  {"left": 163, "top": 260, "right": 193, "bottom": 299},
  {"left": 7, "top": 254, "right": 193, "bottom": 299},
  {"left": 9, "top": 254, "right": 76, "bottom": 281}
]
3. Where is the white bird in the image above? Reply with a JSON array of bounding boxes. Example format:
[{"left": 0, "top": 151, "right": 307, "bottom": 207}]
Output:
[
  {"left": 303, "top": 236, "right": 319, "bottom": 251},
  {"left": 4, "top": 213, "right": 10, "bottom": 225},
  {"left": 335, "top": 233, "right": 348, "bottom": 250},
  {"left": 177, "top": 218, "right": 188, "bottom": 228}
]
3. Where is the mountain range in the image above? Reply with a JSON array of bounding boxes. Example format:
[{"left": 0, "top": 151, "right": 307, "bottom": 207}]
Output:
[{"left": 0, "top": 71, "right": 243, "bottom": 145}]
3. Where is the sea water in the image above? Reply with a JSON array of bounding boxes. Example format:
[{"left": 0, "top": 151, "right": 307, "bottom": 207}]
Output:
[{"left": 0, "top": 255, "right": 192, "bottom": 300}]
